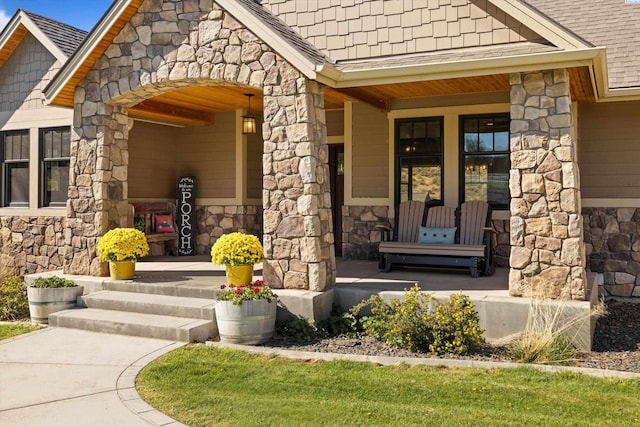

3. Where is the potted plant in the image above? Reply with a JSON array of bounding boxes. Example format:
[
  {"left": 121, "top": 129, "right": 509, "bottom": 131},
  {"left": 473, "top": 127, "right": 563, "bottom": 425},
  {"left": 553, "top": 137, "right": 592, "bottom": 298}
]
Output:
[
  {"left": 210, "top": 232, "right": 264, "bottom": 285},
  {"left": 27, "top": 276, "right": 83, "bottom": 324},
  {"left": 97, "top": 227, "right": 150, "bottom": 280},
  {"left": 215, "top": 279, "right": 278, "bottom": 345}
]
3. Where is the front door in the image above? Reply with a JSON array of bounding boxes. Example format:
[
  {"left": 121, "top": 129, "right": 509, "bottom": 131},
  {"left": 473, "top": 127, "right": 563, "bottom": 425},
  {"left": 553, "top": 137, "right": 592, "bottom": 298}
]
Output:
[{"left": 329, "top": 144, "right": 344, "bottom": 256}]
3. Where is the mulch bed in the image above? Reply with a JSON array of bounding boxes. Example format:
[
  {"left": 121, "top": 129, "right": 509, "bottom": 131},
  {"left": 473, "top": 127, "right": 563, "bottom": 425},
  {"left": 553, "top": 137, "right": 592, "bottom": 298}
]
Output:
[{"left": 269, "top": 300, "right": 640, "bottom": 374}]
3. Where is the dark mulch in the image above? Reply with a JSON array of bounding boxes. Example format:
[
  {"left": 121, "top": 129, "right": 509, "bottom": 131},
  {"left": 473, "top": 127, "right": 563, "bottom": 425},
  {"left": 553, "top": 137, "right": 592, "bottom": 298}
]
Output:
[{"left": 269, "top": 300, "right": 640, "bottom": 374}]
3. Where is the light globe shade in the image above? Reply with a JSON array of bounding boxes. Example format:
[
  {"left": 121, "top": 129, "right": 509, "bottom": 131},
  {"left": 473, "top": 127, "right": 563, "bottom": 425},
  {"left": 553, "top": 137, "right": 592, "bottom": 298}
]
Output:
[{"left": 242, "top": 115, "right": 257, "bottom": 134}]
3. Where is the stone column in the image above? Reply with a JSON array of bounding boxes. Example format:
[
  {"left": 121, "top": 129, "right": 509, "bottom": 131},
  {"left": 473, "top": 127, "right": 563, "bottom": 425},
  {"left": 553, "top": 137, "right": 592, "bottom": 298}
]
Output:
[
  {"left": 64, "top": 99, "right": 130, "bottom": 276},
  {"left": 262, "top": 63, "right": 336, "bottom": 291},
  {"left": 509, "top": 69, "right": 586, "bottom": 300}
]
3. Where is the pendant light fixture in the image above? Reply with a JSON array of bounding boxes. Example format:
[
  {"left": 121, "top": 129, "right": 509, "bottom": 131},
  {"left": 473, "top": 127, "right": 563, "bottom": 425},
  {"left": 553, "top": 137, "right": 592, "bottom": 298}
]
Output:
[{"left": 242, "top": 93, "right": 257, "bottom": 134}]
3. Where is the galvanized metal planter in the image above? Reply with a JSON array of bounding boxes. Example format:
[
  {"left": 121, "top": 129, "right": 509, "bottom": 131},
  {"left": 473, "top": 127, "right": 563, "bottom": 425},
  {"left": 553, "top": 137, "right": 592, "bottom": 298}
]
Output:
[
  {"left": 215, "top": 299, "right": 277, "bottom": 345},
  {"left": 27, "top": 286, "right": 83, "bottom": 324}
]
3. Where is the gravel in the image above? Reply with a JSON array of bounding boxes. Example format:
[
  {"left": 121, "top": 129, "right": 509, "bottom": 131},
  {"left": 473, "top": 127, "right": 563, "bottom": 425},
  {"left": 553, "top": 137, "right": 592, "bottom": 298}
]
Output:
[{"left": 269, "top": 300, "right": 640, "bottom": 374}]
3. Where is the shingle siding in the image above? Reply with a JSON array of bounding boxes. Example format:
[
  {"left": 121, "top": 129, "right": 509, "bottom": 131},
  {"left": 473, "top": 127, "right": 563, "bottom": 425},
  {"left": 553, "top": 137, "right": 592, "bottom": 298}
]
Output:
[
  {"left": 0, "top": 33, "right": 60, "bottom": 112},
  {"left": 260, "top": 0, "right": 543, "bottom": 61}
]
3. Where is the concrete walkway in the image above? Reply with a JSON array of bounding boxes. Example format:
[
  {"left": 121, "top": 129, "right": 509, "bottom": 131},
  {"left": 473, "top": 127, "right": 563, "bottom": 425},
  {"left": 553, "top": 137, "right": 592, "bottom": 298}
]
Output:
[{"left": 0, "top": 327, "right": 186, "bottom": 427}]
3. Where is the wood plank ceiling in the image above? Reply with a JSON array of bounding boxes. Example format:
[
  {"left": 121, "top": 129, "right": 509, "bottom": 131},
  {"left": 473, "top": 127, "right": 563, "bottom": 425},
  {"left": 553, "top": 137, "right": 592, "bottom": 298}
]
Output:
[{"left": 134, "top": 66, "right": 594, "bottom": 127}]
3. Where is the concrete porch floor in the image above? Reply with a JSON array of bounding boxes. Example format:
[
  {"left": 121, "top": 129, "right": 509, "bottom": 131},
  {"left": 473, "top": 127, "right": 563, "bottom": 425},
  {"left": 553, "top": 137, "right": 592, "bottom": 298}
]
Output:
[
  {"left": 131, "top": 256, "right": 592, "bottom": 351},
  {"left": 132, "top": 255, "right": 509, "bottom": 293},
  {"left": 27, "top": 256, "right": 594, "bottom": 351}
]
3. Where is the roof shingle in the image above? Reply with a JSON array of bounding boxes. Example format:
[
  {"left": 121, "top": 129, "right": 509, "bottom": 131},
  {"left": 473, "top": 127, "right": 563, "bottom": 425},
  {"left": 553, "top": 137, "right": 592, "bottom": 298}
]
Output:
[
  {"left": 523, "top": 0, "right": 640, "bottom": 88},
  {"left": 23, "top": 10, "right": 87, "bottom": 58}
]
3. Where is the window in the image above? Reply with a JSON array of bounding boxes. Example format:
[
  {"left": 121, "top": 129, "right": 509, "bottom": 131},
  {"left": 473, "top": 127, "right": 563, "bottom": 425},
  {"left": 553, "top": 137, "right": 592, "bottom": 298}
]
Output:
[
  {"left": 395, "top": 117, "right": 443, "bottom": 205},
  {"left": 2, "top": 130, "right": 30, "bottom": 207},
  {"left": 40, "top": 127, "right": 71, "bottom": 207},
  {"left": 460, "top": 114, "right": 510, "bottom": 210}
]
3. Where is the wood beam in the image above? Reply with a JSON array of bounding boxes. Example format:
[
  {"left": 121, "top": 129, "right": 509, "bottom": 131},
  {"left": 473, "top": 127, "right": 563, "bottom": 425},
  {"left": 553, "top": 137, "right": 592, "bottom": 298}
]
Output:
[
  {"left": 331, "top": 87, "right": 390, "bottom": 111},
  {"left": 129, "top": 99, "right": 214, "bottom": 126}
]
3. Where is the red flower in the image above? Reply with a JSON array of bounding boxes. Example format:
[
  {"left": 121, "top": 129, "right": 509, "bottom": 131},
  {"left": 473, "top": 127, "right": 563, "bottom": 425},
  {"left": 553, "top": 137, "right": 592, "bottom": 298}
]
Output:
[
  {"left": 234, "top": 288, "right": 243, "bottom": 295},
  {"left": 220, "top": 284, "right": 226, "bottom": 289},
  {"left": 253, "top": 287, "right": 260, "bottom": 293},
  {"left": 254, "top": 279, "right": 264, "bottom": 286}
]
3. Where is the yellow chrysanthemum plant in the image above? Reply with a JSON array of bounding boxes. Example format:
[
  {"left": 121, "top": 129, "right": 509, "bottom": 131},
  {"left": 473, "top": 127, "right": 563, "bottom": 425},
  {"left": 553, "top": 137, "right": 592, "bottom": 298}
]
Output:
[
  {"left": 97, "top": 228, "right": 150, "bottom": 262},
  {"left": 210, "top": 232, "right": 264, "bottom": 266}
]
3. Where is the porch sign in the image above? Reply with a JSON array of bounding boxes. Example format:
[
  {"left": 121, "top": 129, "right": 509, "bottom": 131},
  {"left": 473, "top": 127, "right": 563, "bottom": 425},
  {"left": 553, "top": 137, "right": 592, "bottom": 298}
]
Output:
[{"left": 177, "top": 176, "right": 196, "bottom": 256}]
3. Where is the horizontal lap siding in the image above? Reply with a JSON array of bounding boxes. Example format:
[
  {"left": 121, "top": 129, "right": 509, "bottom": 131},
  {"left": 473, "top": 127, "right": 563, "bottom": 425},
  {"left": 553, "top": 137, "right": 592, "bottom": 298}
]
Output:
[
  {"left": 579, "top": 101, "right": 640, "bottom": 199},
  {"left": 128, "top": 121, "right": 178, "bottom": 199},
  {"left": 352, "top": 102, "right": 388, "bottom": 198},
  {"left": 179, "top": 112, "right": 236, "bottom": 199}
]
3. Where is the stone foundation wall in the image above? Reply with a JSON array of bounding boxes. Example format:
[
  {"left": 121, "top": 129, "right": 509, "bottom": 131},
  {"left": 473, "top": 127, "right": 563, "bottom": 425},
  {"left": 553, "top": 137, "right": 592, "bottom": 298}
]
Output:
[
  {"left": 583, "top": 207, "right": 640, "bottom": 297},
  {"left": 0, "top": 216, "right": 66, "bottom": 276},
  {"left": 195, "top": 205, "right": 262, "bottom": 255},
  {"left": 342, "top": 205, "right": 391, "bottom": 260}
]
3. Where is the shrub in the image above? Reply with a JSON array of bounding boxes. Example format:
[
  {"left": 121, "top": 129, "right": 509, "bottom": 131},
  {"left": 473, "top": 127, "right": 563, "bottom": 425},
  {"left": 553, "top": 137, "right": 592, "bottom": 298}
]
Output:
[
  {"left": 30, "top": 276, "right": 78, "bottom": 288},
  {"left": 429, "top": 293, "right": 485, "bottom": 355},
  {"left": 352, "top": 285, "right": 484, "bottom": 356},
  {"left": 0, "top": 273, "right": 29, "bottom": 321},
  {"left": 276, "top": 316, "right": 325, "bottom": 343},
  {"left": 319, "top": 307, "right": 360, "bottom": 337}
]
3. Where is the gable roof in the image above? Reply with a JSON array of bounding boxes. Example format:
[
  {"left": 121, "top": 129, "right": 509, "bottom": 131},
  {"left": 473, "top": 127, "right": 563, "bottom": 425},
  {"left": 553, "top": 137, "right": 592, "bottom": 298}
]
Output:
[
  {"left": 0, "top": 9, "right": 86, "bottom": 69},
  {"left": 523, "top": 0, "right": 640, "bottom": 89},
  {"left": 23, "top": 11, "right": 87, "bottom": 57},
  {"left": 44, "top": 0, "right": 635, "bottom": 105}
]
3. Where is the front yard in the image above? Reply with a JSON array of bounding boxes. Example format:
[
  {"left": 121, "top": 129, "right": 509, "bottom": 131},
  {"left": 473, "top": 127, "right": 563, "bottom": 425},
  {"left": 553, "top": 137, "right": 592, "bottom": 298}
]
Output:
[{"left": 137, "top": 346, "right": 640, "bottom": 427}]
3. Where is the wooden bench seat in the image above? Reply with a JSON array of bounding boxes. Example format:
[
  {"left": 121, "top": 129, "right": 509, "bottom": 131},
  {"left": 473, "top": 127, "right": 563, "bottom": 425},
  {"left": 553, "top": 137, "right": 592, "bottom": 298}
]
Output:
[
  {"left": 127, "top": 202, "right": 178, "bottom": 256},
  {"left": 378, "top": 200, "right": 494, "bottom": 278}
]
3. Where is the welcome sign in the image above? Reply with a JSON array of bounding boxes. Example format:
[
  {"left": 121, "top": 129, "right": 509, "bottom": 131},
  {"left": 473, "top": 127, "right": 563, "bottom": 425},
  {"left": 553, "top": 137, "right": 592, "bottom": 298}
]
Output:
[{"left": 177, "top": 176, "right": 196, "bottom": 256}]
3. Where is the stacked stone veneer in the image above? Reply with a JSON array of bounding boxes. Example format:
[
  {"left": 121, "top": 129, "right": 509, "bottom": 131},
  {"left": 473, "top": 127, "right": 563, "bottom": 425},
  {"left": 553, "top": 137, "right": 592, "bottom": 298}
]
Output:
[
  {"left": 196, "top": 204, "right": 262, "bottom": 255},
  {"left": 67, "top": 0, "right": 335, "bottom": 290},
  {"left": 0, "top": 217, "right": 65, "bottom": 275},
  {"left": 583, "top": 207, "right": 640, "bottom": 297},
  {"left": 491, "top": 219, "right": 510, "bottom": 268},
  {"left": 341, "top": 206, "right": 390, "bottom": 260},
  {"left": 509, "top": 70, "right": 586, "bottom": 300}
]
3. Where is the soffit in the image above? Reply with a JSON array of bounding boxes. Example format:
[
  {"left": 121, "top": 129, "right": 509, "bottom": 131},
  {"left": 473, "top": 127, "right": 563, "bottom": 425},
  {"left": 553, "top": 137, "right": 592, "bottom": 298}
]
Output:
[
  {"left": 133, "top": 66, "right": 593, "bottom": 126},
  {"left": 49, "top": 0, "right": 144, "bottom": 107},
  {"left": 0, "top": 24, "right": 27, "bottom": 68}
]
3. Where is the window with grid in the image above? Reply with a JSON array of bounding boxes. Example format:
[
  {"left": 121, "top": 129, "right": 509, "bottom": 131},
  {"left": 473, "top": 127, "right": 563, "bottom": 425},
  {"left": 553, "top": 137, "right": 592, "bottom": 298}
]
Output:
[
  {"left": 395, "top": 117, "right": 444, "bottom": 205},
  {"left": 41, "top": 127, "right": 70, "bottom": 207},
  {"left": 460, "top": 114, "right": 510, "bottom": 210},
  {"left": 2, "top": 130, "right": 30, "bottom": 207}
]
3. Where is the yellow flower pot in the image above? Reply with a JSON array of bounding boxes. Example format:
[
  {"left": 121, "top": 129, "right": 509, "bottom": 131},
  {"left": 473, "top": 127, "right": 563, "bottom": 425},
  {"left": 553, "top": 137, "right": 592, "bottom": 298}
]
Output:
[
  {"left": 225, "top": 264, "right": 253, "bottom": 285},
  {"left": 109, "top": 260, "right": 136, "bottom": 280}
]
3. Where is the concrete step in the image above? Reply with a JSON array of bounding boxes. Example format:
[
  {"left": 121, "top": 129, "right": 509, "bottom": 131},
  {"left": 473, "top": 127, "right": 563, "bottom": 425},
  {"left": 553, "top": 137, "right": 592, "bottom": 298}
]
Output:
[
  {"left": 49, "top": 308, "right": 215, "bottom": 342},
  {"left": 82, "top": 291, "right": 217, "bottom": 320},
  {"left": 103, "top": 280, "right": 222, "bottom": 299}
]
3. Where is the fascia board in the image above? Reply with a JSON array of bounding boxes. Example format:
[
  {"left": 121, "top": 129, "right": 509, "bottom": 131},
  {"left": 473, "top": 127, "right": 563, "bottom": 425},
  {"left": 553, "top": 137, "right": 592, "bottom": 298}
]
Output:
[
  {"left": 216, "top": 0, "right": 317, "bottom": 80},
  {"left": 488, "top": 0, "right": 591, "bottom": 49},
  {"left": 1, "top": 11, "right": 67, "bottom": 64},
  {"left": 43, "top": 0, "right": 135, "bottom": 104},
  {"left": 0, "top": 13, "right": 22, "bottom": 53},
  {"left": 318, "top": 48, "right": 605, "bottom": 88}
]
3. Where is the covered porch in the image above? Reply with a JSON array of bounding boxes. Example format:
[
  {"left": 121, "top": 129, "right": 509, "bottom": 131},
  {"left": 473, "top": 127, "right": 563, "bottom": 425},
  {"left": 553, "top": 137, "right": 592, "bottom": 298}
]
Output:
[{"left": 49, "top": 257, "right": 594, "bottom": 350}]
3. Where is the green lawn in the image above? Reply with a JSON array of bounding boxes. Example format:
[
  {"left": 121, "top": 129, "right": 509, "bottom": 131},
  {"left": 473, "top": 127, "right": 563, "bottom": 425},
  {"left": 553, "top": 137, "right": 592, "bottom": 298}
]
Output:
[
  {"left": 137, "top": 345, "right": 640, "bottom": 427},
  {"left": 0, "top": 323, "right": 43, "bottom": 341}
]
